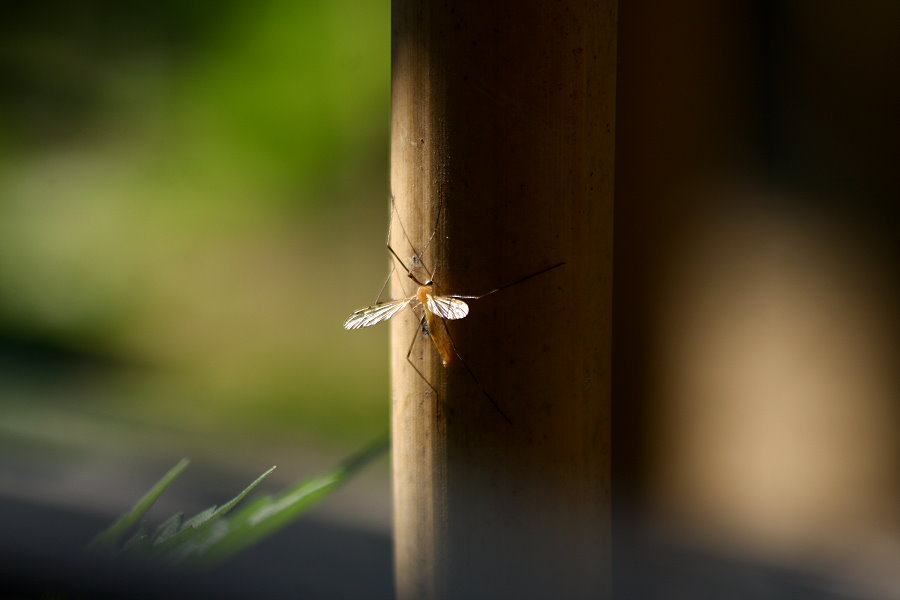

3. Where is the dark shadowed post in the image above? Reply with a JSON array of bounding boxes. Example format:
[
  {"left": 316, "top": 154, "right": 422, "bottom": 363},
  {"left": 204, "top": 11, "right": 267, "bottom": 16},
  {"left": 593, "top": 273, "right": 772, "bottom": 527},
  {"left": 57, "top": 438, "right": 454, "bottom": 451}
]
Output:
[{"left": 390, "top": 2, "right": 616, "bottom": 598}]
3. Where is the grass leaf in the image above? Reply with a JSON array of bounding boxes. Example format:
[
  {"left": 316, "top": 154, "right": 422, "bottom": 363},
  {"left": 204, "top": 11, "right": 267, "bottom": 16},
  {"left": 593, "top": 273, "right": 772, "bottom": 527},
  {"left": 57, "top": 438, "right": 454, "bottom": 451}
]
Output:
[
  {"left": 147, "top": 465, "right": 277, "bottom": 561},
  {"left": 86, "top": 435, "right": 389, "bottom": 567},
  {"left": 185, "top": 436, "right": 388, "bottom": 566},
  {"left": 86, "top": 458, "right": 190, "bottom": 553},
  {"left": 151, "top": 512, "right": 184, "bottom": 545}
]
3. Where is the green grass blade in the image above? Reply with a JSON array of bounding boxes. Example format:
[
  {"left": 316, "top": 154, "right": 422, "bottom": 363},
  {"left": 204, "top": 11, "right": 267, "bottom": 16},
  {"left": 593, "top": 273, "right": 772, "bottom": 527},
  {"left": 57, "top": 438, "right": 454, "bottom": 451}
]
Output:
[
  {"left": 187, "top": 435, "right": 388, "bottom": 566},
  {"left": 149, "top": 465, "right": 277, "bottom": 560},
  {"left": 87, "top": 458, "right": 190, "bottom": 553},
  {"left": 150, "top": 512, "right": 184, "bottom": 545},
  {"left": 85, "top": 435, "right": 389, "bottom": 567},
  {"left": 202, "top": 465, "right": 278, "bottom": 522}
]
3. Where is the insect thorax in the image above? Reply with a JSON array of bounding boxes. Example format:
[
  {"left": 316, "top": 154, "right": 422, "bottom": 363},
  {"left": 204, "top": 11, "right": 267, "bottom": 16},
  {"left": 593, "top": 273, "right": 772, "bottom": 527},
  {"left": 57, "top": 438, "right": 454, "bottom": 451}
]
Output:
[{"left": 416, "top": 285, "right": 432, "bottom": 306}]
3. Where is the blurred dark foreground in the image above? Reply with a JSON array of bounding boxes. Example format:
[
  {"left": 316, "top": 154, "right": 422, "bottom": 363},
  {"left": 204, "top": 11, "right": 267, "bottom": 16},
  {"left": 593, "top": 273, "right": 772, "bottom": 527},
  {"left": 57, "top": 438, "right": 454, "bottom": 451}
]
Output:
[
  {"left": 0, "top": 495, "right": 392, "bottom": 600},
  {"left": 0, "top": 494, "right": 883, "bottom": 600}
]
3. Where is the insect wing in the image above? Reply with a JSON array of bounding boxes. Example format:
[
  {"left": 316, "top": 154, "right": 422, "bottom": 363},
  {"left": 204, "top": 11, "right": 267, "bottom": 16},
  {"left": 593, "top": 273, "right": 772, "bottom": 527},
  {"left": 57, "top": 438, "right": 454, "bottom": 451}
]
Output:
[
  {"left": 343, "top": 298, "right": 412, "bottom": 330},
  {"left": 426, "top": 295, "right": 470, "bottom": 320}
]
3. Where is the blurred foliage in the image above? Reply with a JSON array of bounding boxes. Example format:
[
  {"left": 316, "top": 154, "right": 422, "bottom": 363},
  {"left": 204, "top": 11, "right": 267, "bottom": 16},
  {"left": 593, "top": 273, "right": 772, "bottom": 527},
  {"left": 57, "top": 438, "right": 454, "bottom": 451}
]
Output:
[
  {"left": 87, "top": 437, "right": 387, "bottom": 566},
  {"left": 0, "top": 0, "right": 391, "bottom": 445}
]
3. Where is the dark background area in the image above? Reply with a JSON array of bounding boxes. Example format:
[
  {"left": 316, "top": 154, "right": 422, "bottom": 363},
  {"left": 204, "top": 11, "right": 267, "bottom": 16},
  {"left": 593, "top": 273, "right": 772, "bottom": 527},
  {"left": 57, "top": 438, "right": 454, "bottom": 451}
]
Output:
[{"left": 614, "top": 1, "right": 898, "bottom": 598}]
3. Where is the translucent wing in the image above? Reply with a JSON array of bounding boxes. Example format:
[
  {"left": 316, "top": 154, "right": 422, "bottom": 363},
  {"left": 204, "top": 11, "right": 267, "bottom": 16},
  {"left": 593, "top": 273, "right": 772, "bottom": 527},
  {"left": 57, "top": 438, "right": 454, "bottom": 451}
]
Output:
[
  {"left": 426, "top": 295, "right": 470, "bottom": 320},
  {"left": 343, "top": 298, "right": 413, "bottom": 330}
]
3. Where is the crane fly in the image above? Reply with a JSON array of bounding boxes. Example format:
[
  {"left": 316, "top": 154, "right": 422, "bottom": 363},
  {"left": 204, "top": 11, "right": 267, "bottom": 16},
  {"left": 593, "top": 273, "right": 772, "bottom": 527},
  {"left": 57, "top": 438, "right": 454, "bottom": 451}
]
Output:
[
  {"left": 343, "top": 261, "right": 563, "bottom": 363},
  {"left": 343, "top": 277, "right": 465, "bottom": 366},
  {"left": 343, "top": 196, "right": 564, "bottom": 424}
]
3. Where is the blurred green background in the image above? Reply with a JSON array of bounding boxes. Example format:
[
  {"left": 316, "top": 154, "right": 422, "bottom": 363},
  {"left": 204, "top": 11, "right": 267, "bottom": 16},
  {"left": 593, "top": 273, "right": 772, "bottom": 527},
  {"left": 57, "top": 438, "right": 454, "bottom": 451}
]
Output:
[{"left": 0, "top": 0, "right": 391, "bottom": 505}]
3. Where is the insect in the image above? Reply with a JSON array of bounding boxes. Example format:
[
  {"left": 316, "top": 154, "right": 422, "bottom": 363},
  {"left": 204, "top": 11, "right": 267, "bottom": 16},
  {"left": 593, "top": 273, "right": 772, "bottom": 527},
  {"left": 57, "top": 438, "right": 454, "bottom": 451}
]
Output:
[{"left": 343, "top": 196, "right": 563, "bottom": 423}]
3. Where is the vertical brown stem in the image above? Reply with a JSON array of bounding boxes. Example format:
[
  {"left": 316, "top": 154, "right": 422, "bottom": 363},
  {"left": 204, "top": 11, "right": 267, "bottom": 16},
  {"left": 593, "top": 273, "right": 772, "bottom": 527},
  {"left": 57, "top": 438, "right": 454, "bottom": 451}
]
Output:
[{"left": 391, "top": 2, "right": 616, "bottom": 598}]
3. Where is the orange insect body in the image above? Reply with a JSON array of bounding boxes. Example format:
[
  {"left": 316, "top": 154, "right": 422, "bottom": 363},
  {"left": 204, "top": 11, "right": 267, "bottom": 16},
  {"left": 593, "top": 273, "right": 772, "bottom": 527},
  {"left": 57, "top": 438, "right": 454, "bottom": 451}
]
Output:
[
  {"left": 417, "top": 284, "right": 454, "bottom": 366},
  {"left": 414, "top": 284, "right": 430, "bottom": 306}
]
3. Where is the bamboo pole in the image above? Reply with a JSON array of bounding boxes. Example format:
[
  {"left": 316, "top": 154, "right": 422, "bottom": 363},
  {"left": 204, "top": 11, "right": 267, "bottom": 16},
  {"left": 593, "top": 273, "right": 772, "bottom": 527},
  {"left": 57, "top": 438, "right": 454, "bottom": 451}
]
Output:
[{"left": 390, "top": 2, "right": 616, "bottom": 598}]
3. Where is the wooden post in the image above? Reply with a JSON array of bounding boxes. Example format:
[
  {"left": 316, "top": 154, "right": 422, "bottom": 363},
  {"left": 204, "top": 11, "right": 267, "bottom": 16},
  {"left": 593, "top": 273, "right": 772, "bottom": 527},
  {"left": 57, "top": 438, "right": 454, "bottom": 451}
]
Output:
[{"left": 390, "top": 2, "right": 616, "bottom": 599}]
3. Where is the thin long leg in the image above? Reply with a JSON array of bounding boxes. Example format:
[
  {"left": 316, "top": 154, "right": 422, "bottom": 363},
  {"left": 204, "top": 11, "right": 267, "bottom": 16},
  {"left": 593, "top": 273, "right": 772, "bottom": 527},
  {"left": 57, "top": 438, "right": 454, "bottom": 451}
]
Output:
[
  {"left": 386, "top": 195, "right": 418, "bottom": 277},
  {"left": 384, "top": 198, "right": 432, "bottom": 295},
  {"left": 388, "top": 243, "right": 428, "bottom": 287},
  {"left": 406, "top": 315, "right": 439, "bottom": 397},
  {"left": 374, "top": 249, "right": 419, "bottom": 305},
  {"left": 392, "top": 262, "right": 415, "bottom": 302},
  {"left": 449, "top": 261, "right": 565, "bottom": 300},
  {"left": 378, "top": 195, "right": 426, "bottom": 302},
  {"left": 416, "top": 193, "right": 443, "bottom": 281},
  {"left": 439, "top": 319, "right": 513, "bottom": 425},
  {"left": 389, "top": 194, "right": 434, "bottom": 283},
  {"left": 374, "top": 263, "right": 395, "bottom": 305},
  {"left": 374, "top": 198, "right": 402, "bottom": 304}
]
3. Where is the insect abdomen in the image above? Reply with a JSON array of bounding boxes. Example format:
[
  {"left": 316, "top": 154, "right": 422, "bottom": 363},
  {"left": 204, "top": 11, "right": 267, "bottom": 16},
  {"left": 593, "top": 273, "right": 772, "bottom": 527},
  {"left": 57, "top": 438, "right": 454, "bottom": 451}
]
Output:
[
  {"left": 425, "top": 309, "right": 453, "bottom": 366},
  {"left": 418, "top": 285, "right": 453, "bottom": 366}
]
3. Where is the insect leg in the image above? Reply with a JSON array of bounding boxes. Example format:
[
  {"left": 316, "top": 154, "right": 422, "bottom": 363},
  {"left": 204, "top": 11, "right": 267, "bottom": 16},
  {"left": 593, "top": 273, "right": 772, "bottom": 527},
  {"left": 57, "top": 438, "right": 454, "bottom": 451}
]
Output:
[
  {"left": 373, "top": 201, "right": 403, "bottom": 304},
  {"left": 388, "top": 194, "right": 433, "bottom": 283},
  {"left": 449, "top": 261, "right": 566, "bottom": 300},
  {"left": 381, "top": 195, "right": 428, "bottom": 298},
  {"left": 373, "top": 264, "right": 396, "bottom": 305},
  {"left": 405, "top": 314, "right": 439, "bottom": 398},
  {"left": 439, "top": 320, "right": 513, "bottom": 425},
  {"left": 415, "top": 192, "right": 443, "bottom": 279},
  {"left": 387, "top": 194, "right": 431, "bottom": 278}
]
